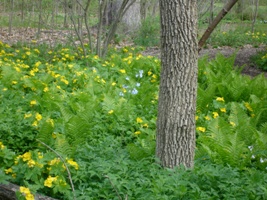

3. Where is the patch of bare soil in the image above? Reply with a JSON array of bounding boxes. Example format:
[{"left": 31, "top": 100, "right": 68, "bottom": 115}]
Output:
[{"left": 142, "top": 45, "right": 267, "bottom": 78}]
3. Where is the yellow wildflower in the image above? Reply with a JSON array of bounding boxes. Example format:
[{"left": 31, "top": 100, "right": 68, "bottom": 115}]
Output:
[
  {"left": 119, "top": 69, "right": 126, "bottom": 74},
  {"left": 136, "top": 117, "right": 143, "bottom": 123},
  {"left": 205, "top": 116, "right": 211, "bottom": 121},
  {"left": 142, "top": 123, "right": 149, "bottom": 128},
  {"left": 35, "top": 113, "right": 42, "bottom": 121},
  {"left": 43, "top": 87, "right": 49, "bottom": 92},
  {"left": 27, "top": 159, "right": 36, "bottom": 168},
  {"left": 22, "top": 152, "right": 31, "bottom": 162},
  {"left": 212, "top": 112, "right": 219, "bottom": 119},
  {"left": 134, "top": 131, "right": 141, "bottom": 135},
  {"left": 112, "top": 82, "right": 116, "bottom": 86},
  {"left": 0, "top": 142, "right": 5, "bottom": 150},
  {"left": 24, "top": 113, "right": 32, "bottom": 119},
  {"left": 34, "top": 61, "right": 41, "bottom": 67},
  {"left": 5, "top": 168, "right": 12, "bottom": 174},
  {"left": 108, "top": 110, "right": 114, "bottom": 114},
  {"left": 195, "top": 116, "right": 199, "bottom": 120},
  {"left": 25, "top": 51, "right": 31, "bottom": 56},
  {"left": 30, "top": 100, "right": 37, "bottom": 106},
  {"left": 12, "top": 81, "right": 17, "bottom": 85},
  {"left": 216, "top": 97, "right": 225, "bottom": 102},
  {"left": 244, "top": 102, "right": 253, "bottom": 112},
  {"left": 44, "top": 176, "right": 58, "bottom": 188},
  {"left": 48, "top": 158, "right": 60, "bottom": 166},
  {"left": 230, "top": 121, "right": 236, "bottom": 127},
  {"left": 32, "top": 121, "right": 38, "bottom": 127},
  {"left": 20, "top": 186, "right": 34, "bottom": 200},
  {"left": 220, "top": 108, "right": 226, "bottom": 113},
  {"left": 38, "top": 152, "right": 43, "bottom": 159},
  {"left": 67, "top": 159, "right": 79, "bottom": 170},
  {"left": 197, "top": 127, "right": 206, "bottom": 132}
]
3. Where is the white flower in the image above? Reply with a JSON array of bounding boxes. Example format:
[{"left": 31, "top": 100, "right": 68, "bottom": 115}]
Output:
[
  {"left": 248, "top": 146, "right": 253, "bottom": 151},
  {"left": 126, "top": 76, "right": 130, "bottom": 81},
  {"left": 119, "top": 92, "right": 124, "bottom": 96},
  {"left": 136, "top": 83, "right": 141, "bottom": 87},
  {"left": 260, "top": 157, "right": 267, "bottom": 163},
  {"left": 131, "top": 88, "right": 138, "bottom": 95},
  {"left": 136, "top": 70, "right": 144, "bottom": 78}
]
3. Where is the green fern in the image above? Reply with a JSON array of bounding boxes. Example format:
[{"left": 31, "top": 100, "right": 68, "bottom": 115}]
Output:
[
  {"left": 37, "top": 119, "right": 55, "bottom": 150},
  {"left": 197, "top": 117, "right": 251, "bottom": 169},
  {"left": 197, "top": 85, "right": 216, "bottom": 112},
  {"left": 54, "top": 134, "right": 73, "bottom": 157}
]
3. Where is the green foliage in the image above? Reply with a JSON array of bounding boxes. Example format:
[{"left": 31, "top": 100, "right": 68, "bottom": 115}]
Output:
[
  {"left": 72, "top": 137, "right": 267, "bottom": 199},
  {"left": 1, "top": 40, "right": 267, "bottom": 199},
  {"left": 207, "top": 30, "right": 267, "bottom": 48},
  {"left": 133, "top": 16, "right": 160, "bottom": 47},
  {"left": 251, "top": 48, "right": 267, "bottom": 71}
]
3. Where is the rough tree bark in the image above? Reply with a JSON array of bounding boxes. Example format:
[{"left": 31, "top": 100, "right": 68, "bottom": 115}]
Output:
[{"left": 156, "top": 0, "right": 198, "bottom": 168}]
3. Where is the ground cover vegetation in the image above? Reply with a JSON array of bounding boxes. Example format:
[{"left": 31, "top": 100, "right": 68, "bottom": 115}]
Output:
[
  {"left": 0, "top": 0, "right": 267, "bottom": 199},
  {"left": 1, "top": 38, "right": 267, "bottom": 199}
]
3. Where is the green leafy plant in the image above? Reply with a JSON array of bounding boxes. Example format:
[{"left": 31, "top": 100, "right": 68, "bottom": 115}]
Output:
[{"left": 251, "top": 48, "right": 267, "bottom": 71}]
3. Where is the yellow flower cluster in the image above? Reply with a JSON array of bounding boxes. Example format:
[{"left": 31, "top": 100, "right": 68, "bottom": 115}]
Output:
[
  {"left": 244, "top": 102, "right": 253, "bottom": 112},
  {"left": 48, "top": 157, "right": 61, "bottom": 166},
  {"left": 0, "top": 141, "right": 5, "bottom": 150},
  {"left": 67, "top": 158, "right": 79, "bottom": 170},
  {"left": 20, "top": 186, "right": 34, "bottom": 200},
  {"left": 216, "top": 97, "right": 225, "bottom": 102},
  {"left": 197, "top": 127, "right": 206, "bottom": 132},
  {"left": 44, "top": 175, "right": 58, "bottom": 188}
]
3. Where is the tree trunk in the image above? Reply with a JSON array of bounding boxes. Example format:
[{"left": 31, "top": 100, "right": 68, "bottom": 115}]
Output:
[
  {"left": 8, "top": 0, "right": 14, "bottom": 35},
  {"left": 209, "top": 0, "right": 214, "bottom": 25},
  {"left": 156, "top": 0, "right": 198, "bottom": 168},
  {"left": 251, "top": 0, "right": 259, "bottom": 33}
]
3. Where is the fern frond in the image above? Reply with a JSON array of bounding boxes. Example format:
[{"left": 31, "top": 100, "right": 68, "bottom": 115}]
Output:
[
  {"left": 55, "top": 103, "right": 74, "bottom": 122},
  {"left": 54, "top": 134, "right": 73, "bottom": 157},
  {"left": 37, "top": 120, "right": 54, "bottom": 149},
  {"left": 197, "top": 85, "right": 216, "bottom": 112}
]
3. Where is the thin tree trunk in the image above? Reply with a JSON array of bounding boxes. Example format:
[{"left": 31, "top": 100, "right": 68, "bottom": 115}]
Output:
[
  {"left": 209, "top": 0, "right": 214, "bottom": 25},
  {"left": 251, "top": 0, "right": 259, "bottom": 33},
  {"left": 84, "top": 0, "right": 93, "bottom": 52},
  {"left": 37, "top": 0, "right": 43, "bottom": 39},
  {"left": 101, "top": 0, "right": 137, "bottom": 57},
  {"left": 156, "top": 0, "right": 198, "bottom": 169},
  {"left": 21, "top": 0, "right": 25, "bottom": 22},
  {"left": 8, "top": 0, "right": 14, "bottom": 35}
]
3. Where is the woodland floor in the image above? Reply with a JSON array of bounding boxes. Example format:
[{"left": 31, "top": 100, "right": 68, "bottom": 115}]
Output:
[
  {"left": 142, "top": 45, "right": 267, "bottom": 78},
  {"left": 1, "top": 27, "right": 267, "bottom": 78}
]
